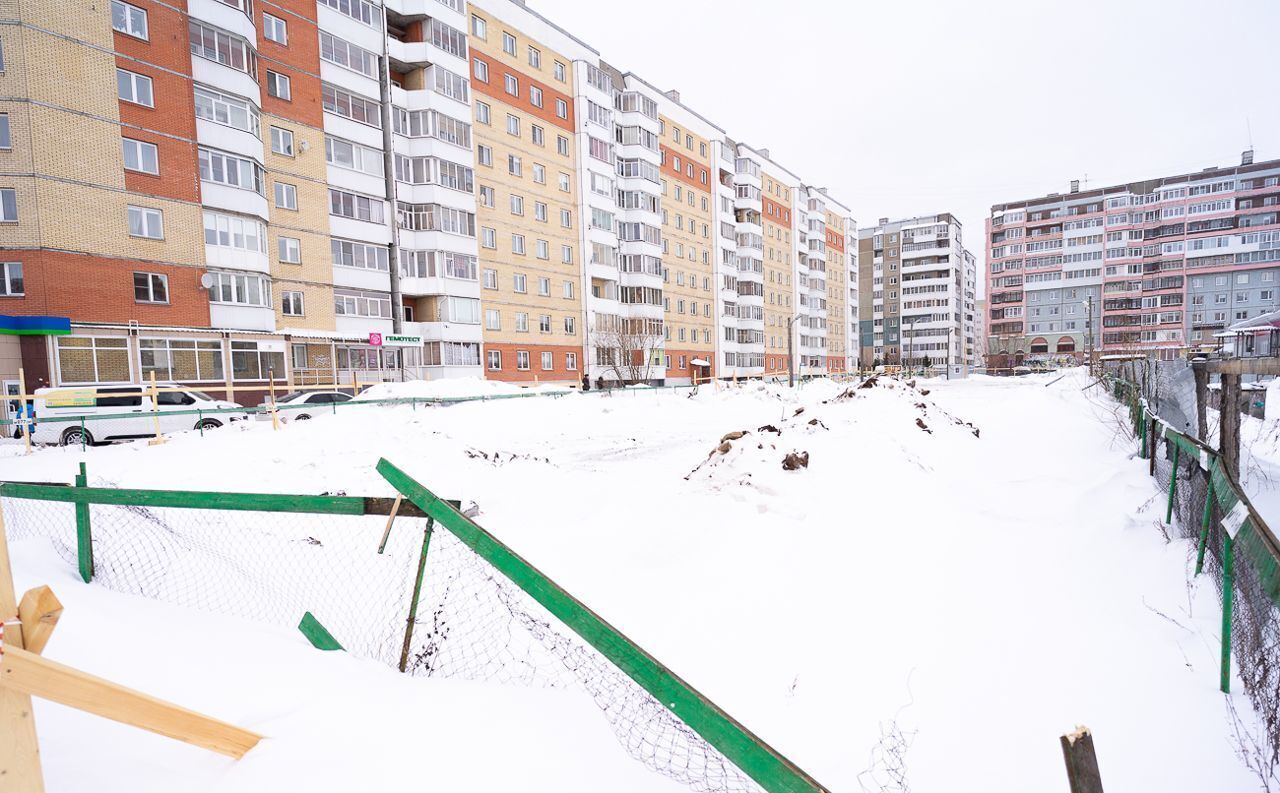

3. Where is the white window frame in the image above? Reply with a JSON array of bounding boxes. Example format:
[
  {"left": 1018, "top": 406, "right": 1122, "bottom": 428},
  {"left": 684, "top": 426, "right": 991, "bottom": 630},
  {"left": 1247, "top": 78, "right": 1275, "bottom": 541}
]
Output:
[
  {"left": 274, "top": 181, "right": 298, "bottom": 210},
  {"left": 121, "top": 137, "right": 159, "bottom": 175},
  {"left": 133, "top": 271, "right": 169, "bottom": 304},
  {"left": 112, "top": 0, "right": 149, "bottom": 38},
  {"left": 0, "top": 261, "right": 24, "bottom": 296},
  {"left": 270, "top": 126, "right": 294, "bottom": 156},
  {"left": 282, "top": 290, "right": 305, "bottom": 316},
  {"left": 117, "top": 68, "right": 154, "bottom": 107},
  {"left": 267, "top": 71, "right": 291, "bottom": 100},
  {"left": 262, "top": 12, "right": 287, "bottom": 44},
  {"left": 278, "top": 236, "right": 301, "bottom": 263},
  {"left": 127, "top": 205, "right": 164, "bottom": 239}
]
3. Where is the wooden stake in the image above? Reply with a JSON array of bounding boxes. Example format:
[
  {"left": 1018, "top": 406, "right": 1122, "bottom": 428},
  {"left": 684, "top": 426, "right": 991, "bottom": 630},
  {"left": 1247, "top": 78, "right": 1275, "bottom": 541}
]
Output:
[
  {"left": 17, "top": 367, "right": 30, "bottom": 456},
  {"left": 0, "top": 646, "right": 262, "bottom": 758},
  {"left": 268, "top": 368, "right": 280, "bottom": 431},
  {"left": 376, "top": 494, "right": 402, "bottom": 554},
  {"left": 147, "top": 371, "right": 166, "bottom": 446},
  {"left": 0, "top": 503, "right": 44, "bottom": 792},
  {"left": 1060, "top": 725, "right": 1105, "bottom": 793},
  {"left": 16, "top": 587, "right": 61, "bottom": 657}
]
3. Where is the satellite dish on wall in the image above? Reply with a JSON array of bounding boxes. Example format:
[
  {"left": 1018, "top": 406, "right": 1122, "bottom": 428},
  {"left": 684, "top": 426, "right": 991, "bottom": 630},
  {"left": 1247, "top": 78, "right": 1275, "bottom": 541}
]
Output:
[{"left": 200, "top": 272, "right": 215, "bottom": 289}]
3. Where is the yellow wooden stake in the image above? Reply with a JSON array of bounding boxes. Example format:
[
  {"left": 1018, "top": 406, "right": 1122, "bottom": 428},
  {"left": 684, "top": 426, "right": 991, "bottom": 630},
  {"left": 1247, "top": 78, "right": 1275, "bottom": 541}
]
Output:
[
  {"left": 147, "top": 371, "right": 166, "bottom": 446},
  {"left": 268, "top": 369, "right": 280, "bottom": 431},
  {"left": 17, "top": 367, "right": 30, "bottom": 456},
  {"left": 0, "top": 502, "right": 44, "bottom": 792},
  {"left": 17, "top": 587, "right": 62, "bottom": 656}
]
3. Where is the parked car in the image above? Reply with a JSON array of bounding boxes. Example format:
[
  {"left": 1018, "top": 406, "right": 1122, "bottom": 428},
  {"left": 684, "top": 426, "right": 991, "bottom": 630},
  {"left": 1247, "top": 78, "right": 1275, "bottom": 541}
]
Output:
[
  {"left": 31, "top": 384, "right": 248, "bottom": 446},
  {"left": 258, "top": 390, "right": 352, "bottom": 421}
]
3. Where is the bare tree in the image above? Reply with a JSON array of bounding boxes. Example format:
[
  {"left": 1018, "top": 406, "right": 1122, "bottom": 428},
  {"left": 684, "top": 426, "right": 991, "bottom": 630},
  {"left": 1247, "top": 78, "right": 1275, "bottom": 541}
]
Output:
[{"left": 594, "top": 316, "right": 663, "bottom": 385}]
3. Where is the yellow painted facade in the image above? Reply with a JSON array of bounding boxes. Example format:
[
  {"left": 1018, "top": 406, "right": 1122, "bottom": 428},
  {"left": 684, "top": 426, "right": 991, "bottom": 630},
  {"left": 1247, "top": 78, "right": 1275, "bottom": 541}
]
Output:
[
  {"left": 761, "top": 170, "right": 794, "bottom": 369},
  {"left": 658, "top": 115, "right": 714, "bottom": 367}
]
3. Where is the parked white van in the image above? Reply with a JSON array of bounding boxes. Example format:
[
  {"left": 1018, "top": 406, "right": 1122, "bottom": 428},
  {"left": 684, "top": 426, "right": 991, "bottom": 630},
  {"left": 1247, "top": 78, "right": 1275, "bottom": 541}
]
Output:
[{"left": 31, "top": 384, "right": 248, "bottom": 446}]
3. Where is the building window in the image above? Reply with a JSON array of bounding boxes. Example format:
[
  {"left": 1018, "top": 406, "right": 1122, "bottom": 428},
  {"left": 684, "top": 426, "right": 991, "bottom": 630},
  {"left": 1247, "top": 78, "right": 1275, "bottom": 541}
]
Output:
[
  {"left": 560, "top": 208, "right": 571, "bottom": 228},
  {"left": 231, "top": 341, "right": 285, "bottom": 380},
  {"left": 506, "top": 113, "right": 520, "bottom": 136},
  {"left": 133, "top": 272, "right": 168, "bottom": 303},
  {"left": 504, "top": 73, "right": 518, "bottom": 96},
  {"left": 270, "top": 126, "right": 294, "bottom": 156},
  {"left": 116, "top": 68, "right": 154, "bottom": 106},
  {"left": 194, "top": 85, "right": 261, "bottom": 135},
  {"left": 262, "top": 12, "right": 287, "bottom": 43},
  {"left": 278, "top": 236, "right": 301, "bottom": 263},
  {"left": 479, "top": 185, "right": 494, "bottom": 207},
  {"left": 471, "top": 14, "right": 486, "bottom": 38},
  {"left": 511, "top": 234, "right": 526, "bottom": 255},
  {"left": 540, "top": 351, "right": 553, "bottom": 370},
  {"left": 561, "top": 245, "right": 572, "bottom": 264},
  {"left": 329, "top": 188, "right": 384, "bottom": 223},
  {"left": 189, "top": 20, "right": 256, "bottom": 77},
  {"left": 563, "top": 280, "right": 573, "bottom": 299},
  {"left": 557, "top": 136, "right": 569, "bottom": 156},
  {"left": 487, "top": 349, "right": 501, "bottom": 370},
  {"left": 533, "top": 164, "right": 545, "bottom": 184},
  {"left": 566, "top": 352, "right": 577, "bottom": 370},
  {"left": 554, "top": 61, "right": 565, "bottom": 81},
  {"left": 111, "top": 0, "right": 148, "bottom": 38},
  {"left": 555, "top": 98, "right": 567, "bottom": 119},
  {"left": 212, "top": 271, "right": 271, "bottom": 306},
  {"left": 476, "top": 102, "right": 491, "bottom": 125},
  {"left": 266, "top": 71, "right": 291, "bottom": 100},
  {"left": 139, "top": 338, "right": 224, "bottom": 381},
  {"left": 0, "top": 261, "right": 24, "bottom": 296},
  {"left": 564, "top": 316, "right": 575, "bottom": 334},
  {"left": 508, "top": 154, "right": 522, "bottom": 176},
  {"left": 483, "top": 268, "right": 497, "bottom": 289},
  {"left": 527, "top": 46, "right": 540, "bottom": 68},
  {"left": 536, "top": 239, "right": 548, "bottom": 259},
  {"left": 127, "top": 205, "right": 163, "bottom": 238},
  {"left": 121, "top": 138, "right": 159, "bottom": 174},
  {"left": 481, "top": 227, "right": 496, "bottom": 248},
  {"left": 56, "top": 336, "right": 131, "bottom": 383},
  {"left": 502, "top": 32, "right": 516, "bottom": 55},
  {"left": 274, "top": 181, "right": 297, "bottom": 209},
  {"left": 531, "top": 125, "right": 544, "bottom": 147},
  {"left": 199, "top": 148, "right": 264, "bottom": 193},
  {"left": 477, "top": 144, "right": 492, "bottom": 166},
  {"left": 473, "top": 58, "right": 488, "bottom": 82},
  {"left": 282, "top": 290, "right": 304, "bottom": 316},
  {"left": 529, "top": 85, "right": 543, "bottom": 108},
  {"left": 516, "top": 350, "right": 530, "bottom": 370}
]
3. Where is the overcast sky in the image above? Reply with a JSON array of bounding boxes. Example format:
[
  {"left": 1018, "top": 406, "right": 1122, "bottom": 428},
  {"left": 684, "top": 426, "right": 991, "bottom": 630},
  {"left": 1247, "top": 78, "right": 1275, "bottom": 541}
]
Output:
[{"left": 530, "top": 0, "right": 1279, "bottom": 294}]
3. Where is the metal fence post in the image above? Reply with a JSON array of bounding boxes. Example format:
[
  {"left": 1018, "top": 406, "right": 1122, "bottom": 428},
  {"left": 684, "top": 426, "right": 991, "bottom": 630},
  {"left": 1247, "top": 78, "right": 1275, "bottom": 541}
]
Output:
[
  {"left": 1195, "top": 479, "right": 1214, "bottom": 575},
  {"left": 74, "top": 462, "right": 93, "bottom": 583},
  {"left": 1221, "top": 532, "right": 1234, "bottom": 693},
  {"left": 1165, "top": 443, "right": 1180, "bottom": 524},
  {"left": 398, "top": 517, "right": 434, "bottom": 673}
]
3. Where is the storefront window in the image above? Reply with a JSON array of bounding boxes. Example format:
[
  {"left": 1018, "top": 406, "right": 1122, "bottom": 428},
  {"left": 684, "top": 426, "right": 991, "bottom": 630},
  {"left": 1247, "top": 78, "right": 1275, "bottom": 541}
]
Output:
[{"left": 57, "top": 336, "right": 130, "bottom": 383}]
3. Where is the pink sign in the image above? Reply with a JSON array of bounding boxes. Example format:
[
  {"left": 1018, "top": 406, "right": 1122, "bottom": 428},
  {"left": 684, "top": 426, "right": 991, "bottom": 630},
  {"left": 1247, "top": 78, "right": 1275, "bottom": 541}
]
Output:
[{"left": 369, "top": 332, "right": 383, "bottom": 347}]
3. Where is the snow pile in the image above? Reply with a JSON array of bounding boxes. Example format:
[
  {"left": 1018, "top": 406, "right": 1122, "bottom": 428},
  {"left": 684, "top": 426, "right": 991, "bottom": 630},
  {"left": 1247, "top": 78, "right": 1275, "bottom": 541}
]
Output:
[
  {"left": 353, "top": 377, "right": 572, "bottom": 401},
  {"left": 0, "top": 369, "right": 1269, "bottom": 792}
]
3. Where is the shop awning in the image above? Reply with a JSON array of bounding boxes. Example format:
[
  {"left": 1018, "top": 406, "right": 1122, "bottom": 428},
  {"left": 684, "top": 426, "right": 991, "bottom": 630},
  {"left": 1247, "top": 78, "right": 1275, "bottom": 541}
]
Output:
[{"left": 0, "top": 315, "right": 70, "bottom": 335}]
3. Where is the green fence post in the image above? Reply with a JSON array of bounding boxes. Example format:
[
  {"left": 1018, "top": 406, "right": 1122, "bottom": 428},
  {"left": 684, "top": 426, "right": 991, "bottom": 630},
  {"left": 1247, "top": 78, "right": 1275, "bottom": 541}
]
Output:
[
  {"left": 1221, "top": 532, "right": 1234, "bottom": 693},
  {"left": 1165, "top": 443, "right": 1180, "bottom": 524},
  {"left": 197, "top": 409, "right": 204, "bottom": 437},
  {"left": 79, "top": 416, "right": 86, "bottom": 452},
  {"left": 1195, "top": 479, "right": 1214, "bottom": 575},
  {"left": 398, "top": 517, "right": 434, "bottom": 673},
  {"left": 74, "top": 462, "right": 93, "bottom": 583}
]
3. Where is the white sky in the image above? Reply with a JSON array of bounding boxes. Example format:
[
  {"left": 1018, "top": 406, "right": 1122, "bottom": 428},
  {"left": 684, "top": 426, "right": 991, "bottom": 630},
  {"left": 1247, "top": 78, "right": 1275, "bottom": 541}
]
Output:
[{"left": 528, "top": 0, "right": 1280, "bottom": 295}]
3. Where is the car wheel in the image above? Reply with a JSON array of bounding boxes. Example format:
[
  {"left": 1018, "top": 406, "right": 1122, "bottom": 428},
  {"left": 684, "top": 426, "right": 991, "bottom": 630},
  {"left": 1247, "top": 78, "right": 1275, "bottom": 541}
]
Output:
[
  {"left": 60, "top": 427, "right": 93, "bottom": 447},
  {"left": 197, "top": 418, "right": 223, "bottom": 430},
  {"left": 295, "top": 413, "right": 311, "bottom": 421}
]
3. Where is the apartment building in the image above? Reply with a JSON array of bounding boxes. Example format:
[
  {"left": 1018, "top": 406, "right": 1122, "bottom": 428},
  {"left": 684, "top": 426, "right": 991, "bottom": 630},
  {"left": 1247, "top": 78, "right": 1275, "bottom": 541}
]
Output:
[
  {"left": 0, "top": 0, "right": 860, "bottom": 417},
  {"left": 986, "top": 151, "right": 1280, "bottom": 364},
  {"left": 857, "top": 213, "right": 976, "bottom": 370}
]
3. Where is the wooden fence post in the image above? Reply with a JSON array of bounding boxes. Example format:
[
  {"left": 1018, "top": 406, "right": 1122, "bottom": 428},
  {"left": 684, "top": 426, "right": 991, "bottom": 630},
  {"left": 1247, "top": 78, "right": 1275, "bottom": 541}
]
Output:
[
  {"left": 1060, "top": 726, "right": 1105, "bottom": 793},
  {"left": 1192, "top": 361, "right": 1209, "bottom": 442},
  {"left": 1220, "top": 373, "right": 1242, "bottom": 480}
]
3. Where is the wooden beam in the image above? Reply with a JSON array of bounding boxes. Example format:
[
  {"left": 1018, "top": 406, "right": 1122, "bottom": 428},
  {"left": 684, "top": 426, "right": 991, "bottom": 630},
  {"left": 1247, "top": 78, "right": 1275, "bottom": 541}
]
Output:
[
  {"left": 0, "top": 623, "right": 44, "bottom": 793},
  {"left": 1220, "top": 374, "right": 1242, "bottom": 481},
  {"left": 1192, "top": 362, "right": 1209, "bottom": 442},
  {"left": 1060, "top": 725, "right": 1105, "bottom": 793},
  {"left": 17, "top": 587, "right": 62, "bottom": 656},
  {"left": 0, "top": 646, "right": 262, "bottom": 759},
  {"left": 0, "top": 510, "right": 16, "bottom": 620},
  {"left": 1203, "top": 357, "right": 1280, "bottom": 377}
]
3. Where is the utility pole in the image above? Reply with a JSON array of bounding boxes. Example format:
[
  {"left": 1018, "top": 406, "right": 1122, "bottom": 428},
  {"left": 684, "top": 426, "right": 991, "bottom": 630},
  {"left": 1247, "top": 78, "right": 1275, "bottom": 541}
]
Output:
[
  {"left": 787, "top": 315, "right": 796, "bottom": 388},
  {"left": 378, "top": 18, "right": 403, "bottom": 335},
  {"left": 1085, "top": 293, "right": 1094, "bottom": 376}
]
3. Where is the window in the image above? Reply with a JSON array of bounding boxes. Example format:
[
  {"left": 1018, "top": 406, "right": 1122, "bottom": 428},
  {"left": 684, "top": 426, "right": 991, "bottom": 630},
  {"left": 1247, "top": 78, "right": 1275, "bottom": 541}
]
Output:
[
  {"left": 511, "top": 234, "right": 525, "bottom": 255},
  {"left": 427, "top": 18, "right": 467, "bottom": 58},
  {"left": 483, "top": 269, "right": 497, "bottom": 289},
  {"left": 560, "top": 208, "right": 571, "bottom": 228},
  {"left": 278, "top": 236, "right": 301, "bottom": 263},
  {"left": 57, "top": 337, "right": 131, "bottom": 383},
  {"left": 133, "top": 272, "right": 168, "bottom": 303},
  {"left": 502, "top": 32, "right": 516, "bottom": 55},
  {"left": 510, "top": 194, "right": 524, "bottom": 215},
  {"left": 534, "top": 202, "right": 547, "bottom": 222},
  {"left": 317, "top": 0, "right": 378, "bottom": 25},
  {"left": 506, "top": 114, "right": 520, "bottom": 136},
  {"left": 326, "top": 136, "right": 383, "bottom": 176},
  {"left": 189, "top": 21, "right": 256, "bottom": 77},
  {"left": 322, "top": 83, "right": 380, "bottom": 127},
  {"left": 0, "top": 261, "right": 23, "bottom": 296},
  {"left": 557, "top": 135, "right": 569, "bottom": 156},
  {"left": 477, "top": 144, "right": 492, "bottom": 166},
  {"left": 554, "top": 61, "right": 566, "bottom": 82},
  {"left": 516, "top": 350, "right": 530, "bottom": 370},
  {"left": 531, "top": 125, "right": 544, "bottom": 147},
  {"left": 127, "top": 205, "right": 163, "bottom": 238},
  {"left": 528, "top": 46, "right": 540, "bottom": 68},
  {"left": 481, "top": 227, "right": 496, "bottom": 248},
  {"left": 121, "top": 138, "right": 159, "bottom": 174},
  {"left": 533, "top": 164, "right": 546, "bottom": 184},
  {"left": 487, "top": 350, "right": 501, "bottom": 370},
  {"left": 540, "top": 351, "right": 553, "bottom": 370},
  {"left": 203, "top": 210, "right": 266, "bottom": 253},
  {"left": 564, "top": 316, "right": 575, "bottom": 334},
  {"left": 563, "top": 280, "right": 573, "bottom": 298},
  {"left": 199, "top": 148, "right": 264, "bottom": 193},
  {"left": 508, "top": 154, "right": 522, "bottom": 176},
  {"left": 231, "top": 341, "right": 285, "bottom": 380},
  {"left": 333, "top": 288, "right": 391, "bottom": 317},
  {"left": 266, "top": 71, "right": 291, "bottom": 100},
  {"left": 479, "top": 185, "right": 495, "bottom": 207},
  {"left": 561, "top": 245, "right": 573, "bottom": 264},
  {"left": 274, "top": 181, "right": 297, "bottom": 209},
  {"left": 555, "top": 98, "right": 568, "bottom": 119},
  {"left": 329, "top": 188, "right": 383, "bottom": 223},
  {"left": 194, "top": 85, "right": 260, "bottom": 135},
  {"left": 282, "top": 291, "right": 304, "bottom": 316},
  {"left": 139, "top": 338, "right": 224, "bottom": 381},
  {"left": 270, "top": 127, "right": 294, "bottom": 156},
  {"left": 471, "top": 14, "right": 486, "bottom": 38},
  {"left": 476, "top": 102, "right": 491, "bottom": 125},
  {"left": 566, "top": 352, "right": 577, "bottom": 370},
  {"left": 515, "top": 312, "right": 529, "bottom": 332},
  {"left": 111, "top": 0, "right": 148, "bottom": 38},
  {"left": 262, "top": 13, "right": 287, "bottom": 43},
  {"left": 319, "top": 31, "right": 377, "bottom": 78},
  {"left": 430, "top": 66, "right": 470, "bottom": 102},
  {"left": 484, "top": 308, "right": 501, "bottom": 330},
  {"left": 559, "top": 172, "right": 570, "bottom": 192},
  {"left": 117, "top": 68, "right": 153, "bottom": 106},
  {"left": 212, "top": 271, "right": 271, "bottom": 306},
  {"left": 538, "top": 276, "right": 550, "bottom": 296},
  {"left": 504, "top": 74, "right": 518, "bottom": 96},
  {"left": 530, "top": 86, "right": 543, "bottom": 108}
]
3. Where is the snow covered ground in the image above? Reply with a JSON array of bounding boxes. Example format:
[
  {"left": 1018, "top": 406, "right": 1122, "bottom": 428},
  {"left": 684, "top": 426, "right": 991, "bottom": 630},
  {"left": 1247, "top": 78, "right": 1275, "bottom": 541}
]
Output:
[{"left": 0, "top": 369, "right": 1265, "bottom": 791}]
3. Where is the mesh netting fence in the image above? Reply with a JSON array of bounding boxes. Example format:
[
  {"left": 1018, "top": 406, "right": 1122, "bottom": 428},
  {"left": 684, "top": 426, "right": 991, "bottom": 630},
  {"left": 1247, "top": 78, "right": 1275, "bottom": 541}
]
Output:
[
  {"left": 1116, "top": 376, "right": 1280, "bottom": 768},
  {"left": 0, "top": 481, "right": 774, "bottom": 793}
]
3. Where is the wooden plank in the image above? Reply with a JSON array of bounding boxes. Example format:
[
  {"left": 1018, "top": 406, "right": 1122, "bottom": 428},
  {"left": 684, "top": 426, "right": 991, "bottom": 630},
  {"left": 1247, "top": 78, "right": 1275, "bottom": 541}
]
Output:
[
  {"left": 376, "top": 458, "right": 829, "bottom": 793},
  {"left": 376, "top": 494, "right": 403, "bottom": 554},
  {"left": 0, "top": 645, "right": 262, "bottom": 758},
  {"left": 0, "top": 622, "right": 45, "bottom": 793},
  {"left": 0, "top": 508, "right": 16, "bottom": 619},
  {"left": 1060, "top": 726, "right": 1105, "bottom": 793},
  {"left": 1192, "top": 362, "right": 1209, "bottom": 442},
  {"left": 17, "top": 587, "right": 62, "bottom": 656},
  {"left": 1220, "top": 374, "right": 1242, "bottom": 481},
  {"left": 1204, "top": 358, "right": 1280, "bottom": 377}
]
